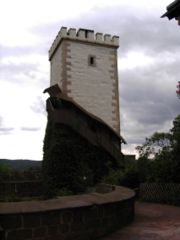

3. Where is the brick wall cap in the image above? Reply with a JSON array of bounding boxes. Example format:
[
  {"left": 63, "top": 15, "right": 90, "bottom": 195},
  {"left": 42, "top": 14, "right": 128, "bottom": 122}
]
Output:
[{"left": 0, "top": 186, "right": 135, "bottom": 214}]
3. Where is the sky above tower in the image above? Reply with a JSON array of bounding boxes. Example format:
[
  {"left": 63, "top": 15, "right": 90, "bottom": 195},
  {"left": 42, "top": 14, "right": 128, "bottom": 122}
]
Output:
[{"left": 0, "top": 0, "right": 179, "bottom": 160}]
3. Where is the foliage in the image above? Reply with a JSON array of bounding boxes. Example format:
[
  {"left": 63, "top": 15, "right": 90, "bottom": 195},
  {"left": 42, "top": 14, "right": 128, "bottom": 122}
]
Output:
[
  {"left": 21, "top": 167, "right": 42, "bottom": 181},
  {"left": 103, "top": 169, "right": 124, "bottom": 186},
  {"left": 0, "top": 164, "right": 12, "bottom": 181},
  {"left": 42, "top": 113, "right": 118, "bottom": 198},
  {"left": 136, "top": 132, "right": 173, "bottom": 159},
  {"left": 0, "top": 164, "right": 42, "bottom": 182},
  {"left": 0, "top": 159, "right": 41, "bottom": 171},
  {"left": 104, "top": 115, "right": 180, "bottom": 188},
  {"left": 119, "top": 163, "right": 139, "bottom": 188},
  {"left": 136, "top": 114, "right": 180, "bottom": 183},
  {"left": 103, "top": 161, "right": 139, "bottom": 189},
  {"left": 42, "top": 117, "right": 92, "bottom": 198},
  {"left": 169, "top": 115, "right": 180, "bottom": 182}
]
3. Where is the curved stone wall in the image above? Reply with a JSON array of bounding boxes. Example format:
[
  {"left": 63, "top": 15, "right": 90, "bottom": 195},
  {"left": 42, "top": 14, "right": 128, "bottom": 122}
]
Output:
[{"left": 0, "top": 185, "right": 135, "bottom": 240}]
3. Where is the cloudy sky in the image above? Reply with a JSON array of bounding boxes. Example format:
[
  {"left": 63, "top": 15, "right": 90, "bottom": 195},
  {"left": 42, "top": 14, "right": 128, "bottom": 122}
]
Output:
[{"left": 0, "top": 0, "right": 179, "bottom": 160}]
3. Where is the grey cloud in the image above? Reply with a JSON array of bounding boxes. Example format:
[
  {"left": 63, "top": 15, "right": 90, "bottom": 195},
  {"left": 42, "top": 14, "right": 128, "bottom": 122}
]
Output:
[
  {"left": 2, "top": 5, "right": 179, "bottom": 149},
  {"left": 29, "top": 4, "right": 180, "bottom": 51},
  {"left": 0, "top": 116, "right": 14, "bottom": 135},
  {"left": 20, "top": 127, "right": 40, "bottom": 131},
  {"left": 30, "top": 24, "right": 60, "bottom": 43},
  {"left": 0, "top": 62, "right": 38, "bottom": 75},
  {"left": 31, "top": 6, "right": 180, "bottom": 56},
  {"left": 31, "top": 7, "right": 180, "bottom": 76},
  {"left": 30, "top": 96, "right": 46, "bottom": 115},
  {"left": 0, "top": 59, "right": 48, "bottom": 87},
  {"left": 0, "top": 45, "right": 47, "bottom": 58},
  {"left": 0, "top": 44, "right": 48, "bottom": 87},
  {"left": 57, "top": 6, "right": 180, "bottom": 55},
  {"left": 0, "top": 62, "right": 39, "bottom": 86},
  {"left": 0, "top": 127, "right": 14, "bottom": 135},
  {"left": 32, "top": 7, "right": 180, "bottom": 147},
  {"left": 119, "top": 61, "right": 180, "bottom": 144}
]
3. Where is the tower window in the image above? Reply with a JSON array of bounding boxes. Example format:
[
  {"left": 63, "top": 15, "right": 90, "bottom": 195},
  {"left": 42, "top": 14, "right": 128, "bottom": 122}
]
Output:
[{"left": 88, "top": 55, "right": 96, "bottom": 66}]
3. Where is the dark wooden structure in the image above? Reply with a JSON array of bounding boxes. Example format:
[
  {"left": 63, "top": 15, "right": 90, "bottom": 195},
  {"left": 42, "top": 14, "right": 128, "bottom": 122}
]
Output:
[
  {"left": 44, "top": 84, "right": 125, "bottom": 163},
  {"left": 161, "top": 0, "right": 180, "bottom": 24},
  {"left": 42, "top": 84, "right": 126, "bottom": 196}
]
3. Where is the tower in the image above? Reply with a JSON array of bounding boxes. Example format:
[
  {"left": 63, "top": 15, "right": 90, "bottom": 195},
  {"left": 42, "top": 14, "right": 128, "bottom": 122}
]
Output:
[{"left": 49, "top": 27, "right": 120, "bottom": 134}]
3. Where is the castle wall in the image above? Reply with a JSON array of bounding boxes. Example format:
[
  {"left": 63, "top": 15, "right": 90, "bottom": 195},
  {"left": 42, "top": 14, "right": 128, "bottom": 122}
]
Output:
[
  {"left": 49, "top": 27, "right": 120, "bottom": 134},
  {"left": 0, "top": 185, "right": 135, "bottom": 240},
  {"left": 50, "top": 44, "right": 63, "bottom": 87}
]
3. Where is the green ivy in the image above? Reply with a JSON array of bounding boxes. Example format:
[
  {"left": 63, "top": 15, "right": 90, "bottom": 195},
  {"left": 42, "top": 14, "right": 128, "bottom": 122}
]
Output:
[{"left": 42, "top": 110, "right": 118, "bottom": 198}]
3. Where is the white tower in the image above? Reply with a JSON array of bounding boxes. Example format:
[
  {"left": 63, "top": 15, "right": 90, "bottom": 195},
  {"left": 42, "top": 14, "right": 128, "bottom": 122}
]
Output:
[{"left": 49, "top": 27, "right": 120, "bottom": 134}]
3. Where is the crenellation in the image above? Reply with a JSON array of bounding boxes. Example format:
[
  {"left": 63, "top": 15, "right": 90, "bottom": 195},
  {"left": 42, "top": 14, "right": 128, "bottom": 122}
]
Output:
[
  {"left": 87, "top": 30, "right": 94, "bottom": 40},
  {"left": 104, "top": 34, "right": 111, "bottom": 43},
  {"left": 60, "top": 27, "right": 68, "bottom": 36},
  {"left": 49, "top": 27, "right": 119, "bottom": 60},
  {"left": 68, "top": 28, "right": 76, "bottom": 37},
  {"left": 96, "top": 32, "right": 103, "bottom": 41},
  {"left": 77, "top": 29, "right": 86, "bottom": 39},
  {"left": 112, "top": 35, "right": 119, "bottom": 45}
]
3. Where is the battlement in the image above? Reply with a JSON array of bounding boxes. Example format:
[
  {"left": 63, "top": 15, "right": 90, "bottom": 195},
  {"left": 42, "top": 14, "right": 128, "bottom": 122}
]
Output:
[{"left": 49, "top": 27, "right": 119, "bottom": 60}]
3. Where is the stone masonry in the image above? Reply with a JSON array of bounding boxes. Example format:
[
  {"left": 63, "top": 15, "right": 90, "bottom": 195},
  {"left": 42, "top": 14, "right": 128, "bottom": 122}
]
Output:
[
  {"left": 49, "top": 27, "right": 120, "bottom": 134},
  {"left": 0, "top": 186, "right": 135, "bottom": 240}
]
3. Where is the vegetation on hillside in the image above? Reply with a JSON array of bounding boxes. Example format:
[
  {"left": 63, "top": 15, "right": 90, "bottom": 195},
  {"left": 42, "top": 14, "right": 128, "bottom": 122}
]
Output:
[
  {"left": 0, "top": 163, "right": 42, "bottom": 182},
  {"left": 0, "top": 159, "right": 41, "bottom": 171}
]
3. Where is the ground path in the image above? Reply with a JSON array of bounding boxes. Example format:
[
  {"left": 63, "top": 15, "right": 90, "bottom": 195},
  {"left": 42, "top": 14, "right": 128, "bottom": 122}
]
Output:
[{"left": 102, "top": 202, "right": 180, "bottom": 240}]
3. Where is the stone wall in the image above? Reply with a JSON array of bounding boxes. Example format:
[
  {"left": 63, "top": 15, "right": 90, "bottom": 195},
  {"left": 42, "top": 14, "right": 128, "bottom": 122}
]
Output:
[
  {"left": 0, "top": 185, "right": 135, "bottom": 240},
  {"left": 49, "top": 27, "right": 119, "bottom": 59},
  {"left": 49, "top": 27, "right": 120, "bottom": 134}
]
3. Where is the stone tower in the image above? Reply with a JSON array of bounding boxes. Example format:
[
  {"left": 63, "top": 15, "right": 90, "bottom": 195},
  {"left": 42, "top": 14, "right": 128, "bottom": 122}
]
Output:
[{"left": 49, "top": 27, "right": 120, "bottom": 134}]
